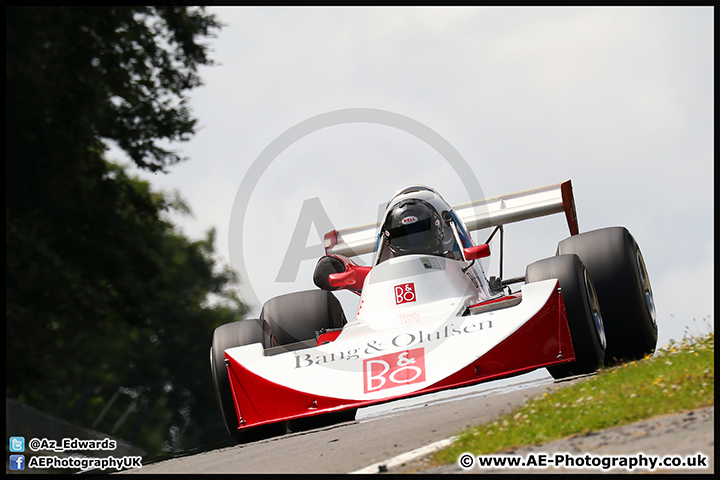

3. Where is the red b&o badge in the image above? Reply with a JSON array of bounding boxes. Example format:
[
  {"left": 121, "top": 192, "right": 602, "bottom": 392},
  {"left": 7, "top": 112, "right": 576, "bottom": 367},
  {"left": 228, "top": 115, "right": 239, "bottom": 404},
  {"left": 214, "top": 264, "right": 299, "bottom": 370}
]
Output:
[
  {"left": 394, "top": 283, "right": 416, "bottom": 305},
  {"left": 363, "top": 347, "right": 426, "bottom": 393}
]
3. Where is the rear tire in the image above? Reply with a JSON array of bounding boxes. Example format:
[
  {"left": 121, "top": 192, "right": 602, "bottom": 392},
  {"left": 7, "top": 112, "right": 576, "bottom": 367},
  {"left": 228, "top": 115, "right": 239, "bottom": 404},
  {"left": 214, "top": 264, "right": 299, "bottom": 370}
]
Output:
[
  {"left": 557, "top": 227, "right": 658, "bottom": 363},
  {"left": 526, "top": 254, "right": 606, "bottom": 379}
]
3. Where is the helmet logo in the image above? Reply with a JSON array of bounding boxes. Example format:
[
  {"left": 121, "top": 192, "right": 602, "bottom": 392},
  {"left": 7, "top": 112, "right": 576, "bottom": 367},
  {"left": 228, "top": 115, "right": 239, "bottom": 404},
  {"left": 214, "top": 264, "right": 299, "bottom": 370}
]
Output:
[{"left": 401, "top": 216, "right": 418, "bottom": 225}]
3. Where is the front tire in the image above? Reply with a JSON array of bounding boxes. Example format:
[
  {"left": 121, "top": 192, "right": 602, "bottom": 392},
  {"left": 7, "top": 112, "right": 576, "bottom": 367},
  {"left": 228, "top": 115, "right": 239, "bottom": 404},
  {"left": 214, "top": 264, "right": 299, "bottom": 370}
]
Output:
[
  {"left": 260, "top": 290, "right": 346, "bottom": 346},
  {"left": 260, "top": 290, "right": 356, "bottom": 428},
  {"left": 526, "top": 254, "right": 606, "bottom": 379},
  {"left": 210, "top": 319, "right": 286, "bottom": 442},
  {"left": 557, "top": 227, "right": 658, "bottom": 363}
]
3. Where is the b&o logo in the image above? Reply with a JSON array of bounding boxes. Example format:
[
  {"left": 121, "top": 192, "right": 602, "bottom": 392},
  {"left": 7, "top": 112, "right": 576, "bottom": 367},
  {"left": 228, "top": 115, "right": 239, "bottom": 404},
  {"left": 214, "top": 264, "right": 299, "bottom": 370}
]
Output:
[
  {"left": 395, "top": 283, "right": 416, "bottom": 305},
  {"left": 363, "top": 347, "right": 426, "bottom": 393},
  {"left": 398, "top": 311, "right": 421, "bottom": 325}
]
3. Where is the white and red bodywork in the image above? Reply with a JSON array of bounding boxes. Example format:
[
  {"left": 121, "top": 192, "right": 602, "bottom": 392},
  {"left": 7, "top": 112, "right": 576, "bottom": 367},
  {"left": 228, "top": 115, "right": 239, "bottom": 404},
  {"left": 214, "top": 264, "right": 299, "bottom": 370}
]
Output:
[{"left": 224, "top": 181, "right": 580, "bottom": 430}]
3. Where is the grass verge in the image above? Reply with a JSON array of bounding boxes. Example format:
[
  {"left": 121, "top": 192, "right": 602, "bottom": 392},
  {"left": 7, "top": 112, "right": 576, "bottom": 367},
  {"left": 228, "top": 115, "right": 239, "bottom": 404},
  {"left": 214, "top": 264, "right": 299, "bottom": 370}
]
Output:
[{"left": 433, "top": 332, "right": 714, "bottom": 465}]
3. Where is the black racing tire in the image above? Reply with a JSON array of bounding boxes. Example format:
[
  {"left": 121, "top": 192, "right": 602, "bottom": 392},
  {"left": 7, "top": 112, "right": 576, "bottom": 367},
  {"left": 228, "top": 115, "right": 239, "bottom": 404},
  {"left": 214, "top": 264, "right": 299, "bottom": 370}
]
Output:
[
  {"left": 261, "top": 290, "right": 356, "bottom": 429},
  {"left": 526, "top": 254, "right": 607, "bottom": 379},
  {"left": 260, "top": 290, "right": 346, "bottom": 346},
  {"left": 557, "top": 227, "right": 658, "bottom": 363},
  {"left": 210, "top": 319, "right": 285, "bottom": 442}
]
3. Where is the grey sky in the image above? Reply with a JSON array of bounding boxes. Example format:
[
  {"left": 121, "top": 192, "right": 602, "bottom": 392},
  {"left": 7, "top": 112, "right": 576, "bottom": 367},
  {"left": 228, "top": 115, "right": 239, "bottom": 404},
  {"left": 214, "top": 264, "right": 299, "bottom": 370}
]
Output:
[{"left": 117, "top": 6, "right": 714, "bottom": 351}]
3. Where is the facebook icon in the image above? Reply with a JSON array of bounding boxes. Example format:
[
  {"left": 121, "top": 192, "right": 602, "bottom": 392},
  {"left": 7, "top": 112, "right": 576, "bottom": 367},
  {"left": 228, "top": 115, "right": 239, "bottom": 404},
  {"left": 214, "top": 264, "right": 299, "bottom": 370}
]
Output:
[{"left": 9, "top": 454, "right": 25, "bottom": 470}]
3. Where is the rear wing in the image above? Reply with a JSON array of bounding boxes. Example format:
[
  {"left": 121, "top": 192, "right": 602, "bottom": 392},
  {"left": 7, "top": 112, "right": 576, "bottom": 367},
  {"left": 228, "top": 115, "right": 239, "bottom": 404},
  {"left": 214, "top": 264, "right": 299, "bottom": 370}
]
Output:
[{"left": 324, "top": 180, "right": 579, "bottom": 258}]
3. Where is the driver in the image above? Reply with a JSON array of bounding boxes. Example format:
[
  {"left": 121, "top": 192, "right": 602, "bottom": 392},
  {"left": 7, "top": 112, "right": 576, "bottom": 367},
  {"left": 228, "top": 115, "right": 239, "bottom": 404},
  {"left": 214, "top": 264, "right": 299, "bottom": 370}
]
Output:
[{"left": 381, "top": 199, "right": 446, "bottom": 257}]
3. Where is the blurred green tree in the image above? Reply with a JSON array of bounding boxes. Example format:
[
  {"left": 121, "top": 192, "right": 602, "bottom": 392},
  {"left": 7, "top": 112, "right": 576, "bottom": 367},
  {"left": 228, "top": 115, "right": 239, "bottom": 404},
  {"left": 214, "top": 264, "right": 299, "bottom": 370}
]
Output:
[{"left": 6, "top": 6, "right": 242, "bottom": 455}]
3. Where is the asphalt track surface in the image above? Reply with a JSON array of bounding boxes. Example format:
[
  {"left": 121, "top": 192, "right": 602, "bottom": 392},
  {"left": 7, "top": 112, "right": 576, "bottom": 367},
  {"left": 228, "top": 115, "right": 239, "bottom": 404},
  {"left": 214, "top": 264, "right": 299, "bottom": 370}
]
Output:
[
  {"left": 393, "top": 405, "right": 714, "bottom": 474},
  {"left": 121, "top": 372, "right": 714, "bottom": 474}
]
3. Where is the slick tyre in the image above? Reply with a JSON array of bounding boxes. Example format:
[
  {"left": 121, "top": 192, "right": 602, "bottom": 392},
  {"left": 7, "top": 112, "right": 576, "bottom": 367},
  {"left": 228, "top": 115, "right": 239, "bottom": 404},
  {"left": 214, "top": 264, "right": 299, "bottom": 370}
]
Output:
[
  {"left": 557, "top": 227, "right": 658, "bottom": 363},
  {"left": 526, "top": 254, "right": 606, "bottom": 379},
  {"left": 260, "top": 290, "right": 355, "bottom": 429},
  {"left": 260, "top": 290, "right": 346, "bottom": 346},
  {"left": 210, "top": 319, "right": 285, "bottom": 442}
]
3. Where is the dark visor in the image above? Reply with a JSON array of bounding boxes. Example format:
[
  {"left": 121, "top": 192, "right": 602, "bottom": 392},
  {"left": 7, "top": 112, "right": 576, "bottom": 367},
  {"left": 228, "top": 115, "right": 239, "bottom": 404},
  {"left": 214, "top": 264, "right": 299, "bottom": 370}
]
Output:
[{"left": 387, "top": 218, "right": 437, "bottom": 249}]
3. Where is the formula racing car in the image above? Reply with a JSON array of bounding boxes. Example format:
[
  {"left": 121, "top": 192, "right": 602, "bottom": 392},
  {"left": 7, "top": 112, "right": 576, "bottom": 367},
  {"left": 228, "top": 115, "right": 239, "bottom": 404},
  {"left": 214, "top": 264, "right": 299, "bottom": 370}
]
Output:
[{"left": 210, "top": 181, "right": 658, "bottom": 441}]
